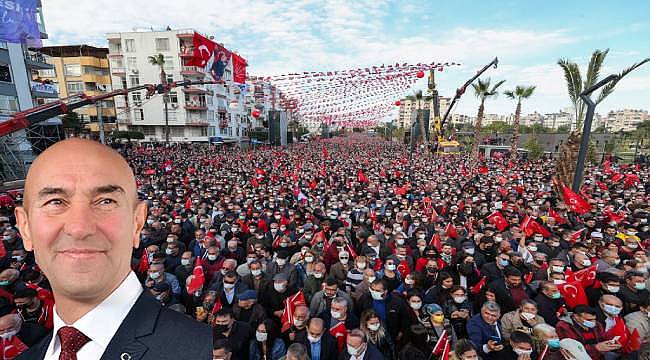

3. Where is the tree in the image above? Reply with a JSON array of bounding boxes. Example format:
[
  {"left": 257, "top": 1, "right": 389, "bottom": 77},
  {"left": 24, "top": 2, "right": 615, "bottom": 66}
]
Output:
[
  {"left": 556, "top": 49, "right": 649, "bottom": 186},
  {"left": 148, "top": 53, "right": 170, "bottom": 143},
  {"left": 556, "top": 124, "right": 571, "bottom": 133},
  {"left": 482, "top": 121, "right": 512, "bottom": 134},
  {"left": 406, "top": 90, "right": 433, "bottom": 144},
  {"left": 503, "top": 85, "right": 535, "bottom": 161},
  {"left": 471, "top": 78, "right": 506, "bottom": 158},
  {"left": 524, "top": 136, "right": 543, "bottom": 160}
]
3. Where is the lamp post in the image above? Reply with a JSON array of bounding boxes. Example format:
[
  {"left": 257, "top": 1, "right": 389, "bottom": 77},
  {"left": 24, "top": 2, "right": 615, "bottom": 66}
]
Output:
[{"left": 572, "top": 74, "right": 619, "bottom": 191}]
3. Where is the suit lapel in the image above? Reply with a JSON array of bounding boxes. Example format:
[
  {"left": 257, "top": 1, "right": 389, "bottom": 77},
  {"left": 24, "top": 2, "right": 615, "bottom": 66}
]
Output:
[{"left": 100, "top": 292, "right": 161, "bottom": 360}]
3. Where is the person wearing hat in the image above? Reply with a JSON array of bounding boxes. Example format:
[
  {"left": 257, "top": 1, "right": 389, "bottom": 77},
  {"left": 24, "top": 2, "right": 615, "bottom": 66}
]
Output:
[
  {"left": 267, "top": 250, "right": 299, "bottom": 289},
  {"left": 260, "top": 273, "right": 299, "bottom": 320},
  {"left": 14, "top": 284, "right": 54, "bottom": 331},
  {"left": 148, "top": 281, "right": 184, "bottom": 312},
  {"left": 233, "top": 289, "right": 267, "bottom": 331},
  {"left": 559, "top": 338, "right": 593, "bottom": 360}
]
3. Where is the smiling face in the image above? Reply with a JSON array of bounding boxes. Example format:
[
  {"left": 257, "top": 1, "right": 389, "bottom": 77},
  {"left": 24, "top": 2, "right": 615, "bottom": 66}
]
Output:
[{"left": 15, "top": 139, "right": 146, "bottom": 304}]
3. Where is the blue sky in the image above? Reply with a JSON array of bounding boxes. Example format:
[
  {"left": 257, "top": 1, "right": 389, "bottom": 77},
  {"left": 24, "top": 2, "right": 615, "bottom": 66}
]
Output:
[{"left": 42, "top": 0, "right": 650, "bottom": 117}]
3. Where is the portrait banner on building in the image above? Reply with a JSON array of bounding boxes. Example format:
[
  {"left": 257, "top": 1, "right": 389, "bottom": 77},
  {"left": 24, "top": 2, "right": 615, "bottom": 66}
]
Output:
[{"left": 0, "top": 0, "right": 42, "bottom": 47}]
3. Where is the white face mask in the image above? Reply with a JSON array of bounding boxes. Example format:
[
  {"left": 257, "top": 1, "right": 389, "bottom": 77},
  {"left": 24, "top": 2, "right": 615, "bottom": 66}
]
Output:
[
  {"left": 347, "top": 345, "right": 361, "bottom": 356},
  {"left": 308, "top": 335, "right": 321, "bottom": 343},
  {"left": 251, "top": 269, "right": 262, "bottom": 277},
  {"left": 331, "top": 310, "right": 342, "bottom": 319},
  {"left": 276, "top": 258, "right": 286, "bottom": 266},
  {"left": 293, "top": 319, "right": 304, "bottom": 327},
  {"left": 410, "top": 302, "right": 422, "bottom": 310},
  {"left": 521, "top": 311, "right": 536, "bottom": 321},
  {"left": 367, "top": 323, "right": 380, "bottom": 332},
  {"left": 453, "top": 296, "right": 467, "bottom": 304},
  {"left": 370, "top": 289, "right": 384, "bottom": 300},
  {"left": 304, "top": 256, "right": 315, "bottom": 263},
  {"left": 274, "top": 283, "right": 286, "bottom": 292},
  {"left": 357, "top": 262, "right": 367, "bottom": 270},
  {"left": 513, "top": 348, "right": 533, "bottom": 356},
  {"left": 181, "top": 259, "right": 191, "bottom": 266},
  {"left": 313, "top": 272, "right": 323, "bottom": 279},
  {"left": 340, "top": 258, "right": 349, "bottom": 265},
  {"left": 367, "top": 276, "right": 376, "bottom": 283},
  {"left": 149, "top": 272, "right": 161, "bottom": 280},
  {"left": 255, "top": 331, "right": 268, "bottom": 342},
  {"left": 386, "top": 264, "right": 396, "bottom": 271},
  {"left": 207, "top": 254, "right": 218, "bottom": 261}
]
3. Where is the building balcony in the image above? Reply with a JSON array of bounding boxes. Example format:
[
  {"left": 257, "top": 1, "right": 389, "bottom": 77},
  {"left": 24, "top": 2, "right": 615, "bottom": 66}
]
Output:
[
  {"left": 186, "top": 119, "right": 209, "bottom": 127},
  {"left": 176, "top": 31, "right": 194, "bottom": 39},
  {"left": 180, "top": 66, "right": 204, "bottom": 76},
  {"left": 185, "top": 104, "right": 208, "bottom": 111},
  {"left": 24, "top": 51, "right": 53, "bottom": 69},
  {"left": 182, "top": 87, "right": 211, "bottom": 95},
  {"left": 179, "top": 49, "right": 194, "bottom": 58},
  {"left": 111, "top": 67, "right": 126, "bottom": 76},
  {"left": 30, "top": 81, "right": 58, "bottom": 98}
]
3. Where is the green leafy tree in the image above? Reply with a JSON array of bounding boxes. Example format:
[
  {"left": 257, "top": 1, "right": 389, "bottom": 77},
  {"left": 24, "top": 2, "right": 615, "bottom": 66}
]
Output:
[
  {"left": 504, "top": 85, "right": 536, "bottom": 161},
  {"left": 471, "top": 78, "right": 506, "bottom": 158},
  {"left": 556, "top": 49, "right": 649, "bottom": 186},
  {"left": 525, "top": 136, "right": 543, "bottom": 160}
]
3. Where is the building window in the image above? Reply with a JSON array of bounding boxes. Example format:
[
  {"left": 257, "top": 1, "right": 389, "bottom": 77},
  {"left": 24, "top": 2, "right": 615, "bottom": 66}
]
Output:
[
  {"left": 164, "top": 56, "right": 174, "bottom": 70},
  {"left": 166, "top": 73, "right": 174, "bottom": 84},
  {"left": 64, "top": 64, "right": 81, "bottom": 76},
  {"left": 140, "top": 126, "right": 155, "bottom": 136},
  {"left": 124, "top": 39, "right": 135, "bottom": 52},
  {"left": 155, "top": 38, "right": 170, "bottom": 51},
  {"left": 0, "top": 64, "right": 11, "bottom": 83},
  {"left": 167, "top": 111, "right": 177, "bottom": 121},
  {"left": 38, "top": 68, "right": 55, "bottom": 77},
  {"left": 132, "top": 92, "right": 142, "bottom": 104},
  {"left": 129, "top": 75, "right": 139, "bottom": 86},
  {"left": 66, "top": 82, "right": 83, "bottom": 93},
  {"left": 127, "top": 57, "right": 137, "bottom": 69},
  {"left": 167, "top": 91, "right": 178, "bottom": 105},
  {"left": 170, "top": 127, "right": 184, "bottom": 137},
  {"left": 135, "top": 109, "right": 144, "bottom": 121},
  {"left": 0, "top": 95, "right": 18, "bottom": 112}
]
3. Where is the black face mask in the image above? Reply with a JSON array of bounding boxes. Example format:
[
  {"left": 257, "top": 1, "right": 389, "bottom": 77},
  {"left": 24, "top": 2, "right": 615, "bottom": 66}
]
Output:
[
  {"left": 214, "top": 324, "right": 231, "bottom": 334},
  {"left": 459, "top": 263, "right": 474, "bottom": 275}
]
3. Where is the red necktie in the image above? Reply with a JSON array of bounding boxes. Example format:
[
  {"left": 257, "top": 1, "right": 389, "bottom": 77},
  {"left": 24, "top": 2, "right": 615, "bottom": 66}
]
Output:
[{"left": 58, "top": 326, "right": 90, "bottom": 360}]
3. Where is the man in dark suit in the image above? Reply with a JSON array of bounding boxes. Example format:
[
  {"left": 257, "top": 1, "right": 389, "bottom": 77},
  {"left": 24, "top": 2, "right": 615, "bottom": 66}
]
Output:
[
  {"left": 14, "top": 139, "right": 212, "bottom": 359},
  {"left": 467, "top": 301, "right": 506, "bottom": 360},
  {"left": 301, "top": 317, "right": 338, "bottom": 360},
  {"left": 488, "top": 266, "right": 534, "bottom": 314},
  {"left": 337, "top": 329, "right": 384, "bottom": 360}
]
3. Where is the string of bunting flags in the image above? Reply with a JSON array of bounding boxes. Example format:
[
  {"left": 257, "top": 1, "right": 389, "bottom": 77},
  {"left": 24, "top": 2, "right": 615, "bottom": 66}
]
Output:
[{"left": 249, "top": 61, "right": 461, "bottom": 128}]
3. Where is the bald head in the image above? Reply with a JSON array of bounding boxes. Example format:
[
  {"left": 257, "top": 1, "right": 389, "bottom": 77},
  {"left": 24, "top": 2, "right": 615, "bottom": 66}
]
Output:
[
  {"left": 14, "top": 139, "right": 148, "bottom": 324},
  {"left": 23, "top": 139, "right": 138, "bottom": 210},
  {"left": 308, "top": 317, "right": 324, "bottom": 336}
]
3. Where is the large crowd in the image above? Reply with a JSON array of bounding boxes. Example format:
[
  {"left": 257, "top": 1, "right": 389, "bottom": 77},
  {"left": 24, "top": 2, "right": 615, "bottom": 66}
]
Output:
[{"left": 1, "top": 134, "right": 649, "bottom": 360}]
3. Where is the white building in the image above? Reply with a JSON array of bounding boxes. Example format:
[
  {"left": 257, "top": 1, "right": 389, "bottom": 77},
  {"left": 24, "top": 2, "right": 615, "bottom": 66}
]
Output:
[
  {"left": 397, "top": 96, "right": 450, "bottom": 130},
  {"left": 602, "top": 109, "right": 648, "bottom": 132},
  {"left": 106, "top": 28, "right": 249, "bottom": 142}
]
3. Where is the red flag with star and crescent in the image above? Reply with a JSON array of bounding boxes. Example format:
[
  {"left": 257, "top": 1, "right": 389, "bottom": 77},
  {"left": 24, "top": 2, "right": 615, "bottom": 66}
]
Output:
[
  {"left": 561, "top": 184, "right": 591, "bottom": 214},
  {"left": 557, "top": 280, "right": 588, "bottom": 309},
  {"left": 186, "top": 257, "right": 205, "bottom": 294},
  {"left": 281, "top": 290, "right": 306, "bottom": 332},
  {"left": 486, "top": 211, "right": 509, "bottom": 232}
]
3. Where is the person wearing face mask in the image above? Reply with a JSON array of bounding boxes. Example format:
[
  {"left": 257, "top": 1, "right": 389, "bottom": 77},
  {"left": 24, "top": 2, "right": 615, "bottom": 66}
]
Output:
[
  {"left": 339, "top": 329, "right": 383, "bottom": 360},
  {"left": 299, "top": 317, "right": 338, "bottom": 360},
  {"left": 232, "top": 290, "right": 267, "bottom": 330},
  {"left": 441, "top": 285, "right": 472, "bottom": 339},
  {"left": 174, "top": 251, "right": 196, "bottom": 288},
  {"left": 351, "top": 269, "right": 376, "bottom": 302},
  {"left": 500, "top": 300, "right": 546, "bottom": 342},
  {"left": 13, "top": 285, "right": 54, "bottom": 330},
  {"left": 283, "top": 304, "right": 309, "bottom": 345},
  {"left": 423, "top": 271, "right": 455, "bottom": 306},
  {"left": 267, "top": 250, "right": 299, "bottom": 289},
  {"left": 451, "top": 254, "right": 481, "bottom": 291},
  {"left": 221, "top": 239, "right": 245, "bottom": 265},
  {"left": 359, "top": 309, "right": 395, "bottom": 360},
  {"left": 619, "top": 270, "right": 650, "bottom": 316},
  {"left": 148, "top": 282, "right": 183, "bottom": 312},
  {"left": 0, "top": 313, "right": 48, "bottom": 359},
  {"left": 330, "top": 251, "right": 351, "bottom": 290},
  {"left": 309, "top": 277, "right": 353, "bottom": 318},
  {"left": 345, "top": 255, "right": 368, "bottom": 293},
  {"left": 359, "top": 235, "right": 392, "bottom": 263},
  {"left": 241, "top": 260, "right": 272, "bottom": 297},
  {"left": 595, "top": 295, "right": 626, "bottom": 337},
  {"left": 249, "top": 319, "right": 287, "bottom": 360},
  {"left": 261, "top": 273, "right": 298, "bottom": 320},
  {"left": 211, "top": 271, "right": 249, "bottom": 309},
  {"left": 162, "top": 240, "right": 183, "bottom": 273},
  {"left": 501, "top": 331, "right": 537, "bottom": 360},
  {"left": 586, "top": 272, "right": 622, "bottom": 308},
  {"left": 623, "top": 297, "right": 650, "bottom": 342},
  {"left": 213, "top": 308, "right": 254, "bottom": 360},
  {"left": 376, "top": 256, "right": 402, "bottom": 292},
  {"left": 480, "top": 252, "right": 511, "bottom": 284},
  {"left": 556, "top": 305, "right": 620, "bottom": 360},
  {"left": 530, "top": 324, "right": 563, "bottom": 360},
  {"left": 355, "top": 279, "right": 409, "bottom": 343},
  {"left": 321, "top": 296, "right": 359, "bottom": 352}
]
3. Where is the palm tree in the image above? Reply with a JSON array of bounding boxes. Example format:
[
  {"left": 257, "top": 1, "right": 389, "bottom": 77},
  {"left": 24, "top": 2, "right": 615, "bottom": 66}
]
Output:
[
  {"left": 503, "top": 85, "right": 536, "bottom": 161},
  {"left": 471, "top": 78, "right": 506, "bottom": 158},
  {"left": 556, "top": 49, "right": 649, "bottom": 186},
  {"left": 405, "top": 90, "right": 433, "bottom": 144},
  {"left": 148, "top": 53, "right": 170, "bottom": 143}
]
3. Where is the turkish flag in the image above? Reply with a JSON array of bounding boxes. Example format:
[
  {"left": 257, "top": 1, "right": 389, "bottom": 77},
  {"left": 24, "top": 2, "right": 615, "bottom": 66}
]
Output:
[
  {"left": 397, "top": 259, "right": 411, "bottom": 278},
  {"left": 595, "top": 180, "right": 609, "bottom": 191},
  {"left": 357, "top": 170, "right": 369, "bottom": 183},
  {"left": 186, "top": 257, "right": 205, "bottom": 294},
  {"left": 430, "top": 233, "right": 442, "bottom": 251},
  {"left": 255, "top": 168, "right": 266, "bottom": 176},
  {"left": 520, "top": 215, "right": 550, "bottom": 238},
  {"left": 251, "top": 178, "right": 259, "bottom": 187},
  {"left": 603, "top": 206, "right": 626, "bottom": 224},
  {"left": 568, "top": 228, "right": 586, "bottom": 244},
  {"left": 497, "top": 176, "right": 509, "bottom": 186},
  {"left": 185, "top": 197, "right": 192, "bottom": 210},
  {"left": 137, "top": 249, "right": 149, "bottom": 274},
  {"left": 441, "top": 339, "right": 451, "bottom": 360},
  {"left": 329, "top": 321, "right": 349, "bottom": 353},
  {"left": 308, "top": 179, "right": 318, "bottom": 190},
  {"left": 379, "top": 168, "right": 387, "bottom": 178},
  {"left": 188, "top": 32, "right": 216, "bottom": 67},
  {"left": 538, "top": 345, "right": 549, "bottom": 360},
  {"left": 486, "top": 211, "right": 509, "bottom": 232},
  {"left": 232, "top": 53, "right": 247, "bottom": 84},
  {"left": 478, "top": 166, "right": 488, "bottom": 174},
  {"left": 143, "top": 168, "right": 156, "bottom": 175},
  {"left": 611, "top": 172, "right": 624, "bottom": 183},
  {"left": 558, "top": 281, "right": 588, "bottom": 309},
  {"left": 567, "top": 264, "right": 597, "bottom": 288},
  {"left": 281, "top": 290, "right": 307, "bottom": 332},
  {"left": 445, "top": 223, "right": 458, "bottom": 239},
  {"left": 432, "top": 330, "right": 448, "bottom": 355},
  {"left": 624, "top": 173, "right": 640, "bottom": 188},
  {"left": 624, "top": 328, "right": 642, "bottom": 354},
  {"left": 548, "top": 208, "right": 567, "bottom": 225},
  {"left": 430, "top": 208, "right": 438, "bottom": 223},
  {"left": 471, "top": 276, "right": 487, "bottom": 295}
]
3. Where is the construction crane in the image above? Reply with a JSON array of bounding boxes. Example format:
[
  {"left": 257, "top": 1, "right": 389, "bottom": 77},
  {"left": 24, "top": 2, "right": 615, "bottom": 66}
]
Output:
[
  {"left": 433, "top": 57, "right": 499, "bottom": 154},
  {"left": 0, "top": 79, "right": 223, "bottom": 182}
]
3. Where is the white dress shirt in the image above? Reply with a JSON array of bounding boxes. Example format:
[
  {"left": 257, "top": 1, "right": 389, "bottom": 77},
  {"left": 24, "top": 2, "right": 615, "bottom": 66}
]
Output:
[{"left": 44, "top": 271, "right": 143, "bottom": 360}]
